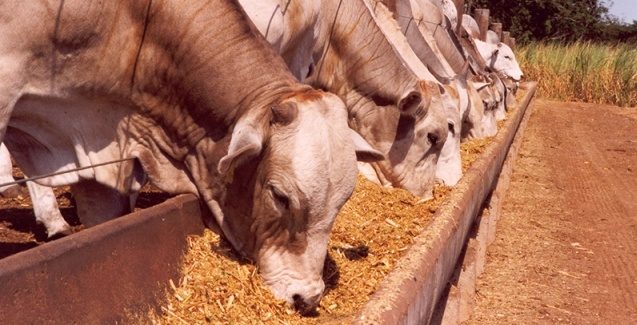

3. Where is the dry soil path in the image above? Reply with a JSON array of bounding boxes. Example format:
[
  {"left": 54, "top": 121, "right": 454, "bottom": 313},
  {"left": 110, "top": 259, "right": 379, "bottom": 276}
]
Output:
[{"left": 467, "top": 99, "right": 637, "bottom": 324}]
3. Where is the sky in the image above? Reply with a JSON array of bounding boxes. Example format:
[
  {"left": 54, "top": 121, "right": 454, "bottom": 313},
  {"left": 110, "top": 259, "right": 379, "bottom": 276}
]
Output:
[{"left": 607, "top": 0, "right": 637, "bottom": 23}]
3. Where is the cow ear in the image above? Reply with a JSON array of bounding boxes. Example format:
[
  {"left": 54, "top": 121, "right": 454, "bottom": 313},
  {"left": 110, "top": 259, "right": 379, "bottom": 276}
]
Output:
[
  {"left": 350, "top": 129, "right": 384, "bottom": 162},
  {"left": 218, "top": 124, "right": 263, "bottom": 176},
  {"left": 472, "top": 81, "right": 491, "bottom": 91},
  {"left": 398, "top": 90, "right": 422, "bottom": 116}
]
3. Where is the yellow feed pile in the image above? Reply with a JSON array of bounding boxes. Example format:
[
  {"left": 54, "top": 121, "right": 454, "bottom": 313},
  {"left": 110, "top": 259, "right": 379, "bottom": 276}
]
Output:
[
  {"left": 461, "top": 138, "right": 492, "bottom": 173},
  {"left": 138, "top": 89, "right": 524, "bottom": 323},
  {"left": 142, "top": 179, "right": 450, "bottom": 324}
]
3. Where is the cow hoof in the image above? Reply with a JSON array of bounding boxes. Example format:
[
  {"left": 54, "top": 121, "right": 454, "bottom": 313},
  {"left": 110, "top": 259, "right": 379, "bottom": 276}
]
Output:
[
  {"left": 0, "top": 185, "right": 22, "bottom": 198},
  {"left": 46, "top": 225, "right": 73, "bottom": 239}
]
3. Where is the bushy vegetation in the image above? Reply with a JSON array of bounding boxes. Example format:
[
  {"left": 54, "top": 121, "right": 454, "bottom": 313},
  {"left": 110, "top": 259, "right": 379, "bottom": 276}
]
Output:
[
  {"left": 517, "top": 42, "right": 637, "bottom": 107},
  {"left": 468, "top": 0, "right": 637, "bottom": 44}
]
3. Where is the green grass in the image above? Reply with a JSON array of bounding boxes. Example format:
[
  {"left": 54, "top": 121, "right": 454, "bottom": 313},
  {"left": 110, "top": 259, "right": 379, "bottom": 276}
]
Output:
[{"left": 516, "top": 42, "right": 637, "bottom": 107}]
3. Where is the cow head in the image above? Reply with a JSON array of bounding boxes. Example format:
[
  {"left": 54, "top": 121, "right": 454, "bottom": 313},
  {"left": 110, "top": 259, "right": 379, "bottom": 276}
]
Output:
[
  {"left": 214, "top": 89, "right": 381, "bottom": 312},
  {"left": 473, "top": 76, "right": 498, "bottom": 111},
  {"left": 381, "top": 80, "right": 449, "bottom": 199},
  {"left": 501, "top": 75, "right": 519, "bottom": 108},
  {"left": 469, "top": 75, "right": 498, "bottom": 137},
  {"left": 462, "top": 76, "right": 489, "bottom": 140},
  {"left": 350, "top": 80, "right": 449, "bottom": 199},
  {"left": 436, "top": 65, "right": 469, "bottom": 187},
  {"left": 484, "top": 42, "right": 524, "bottom": 81},
  {"left": 487, "top": 73, "right": 507, "bottom": 120}
]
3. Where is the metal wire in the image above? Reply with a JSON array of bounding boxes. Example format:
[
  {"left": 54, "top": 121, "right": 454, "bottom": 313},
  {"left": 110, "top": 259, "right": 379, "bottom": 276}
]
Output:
[
  {"left": 369, "top": 0, "right": 442, "bottom": 40},
  {"left": 0, "top": 157, "right": 135, "bottom": 189}
]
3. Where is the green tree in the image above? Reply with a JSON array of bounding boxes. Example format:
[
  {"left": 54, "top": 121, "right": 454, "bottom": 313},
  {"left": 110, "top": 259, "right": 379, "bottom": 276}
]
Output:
[{"left": 467, "top": 0, "right": 621, "bottom": 43}]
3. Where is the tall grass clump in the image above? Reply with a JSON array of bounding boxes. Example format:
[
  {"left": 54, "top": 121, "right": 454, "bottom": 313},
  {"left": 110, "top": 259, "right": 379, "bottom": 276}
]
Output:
[{"left": 517, "top": 42, "right": 637, "bottom": 107}]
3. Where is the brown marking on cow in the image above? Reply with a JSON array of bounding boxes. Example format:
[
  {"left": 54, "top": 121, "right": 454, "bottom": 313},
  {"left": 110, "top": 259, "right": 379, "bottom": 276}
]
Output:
[
  {"left": 444, "top": 82, "right": 460, "bottom": 101},
  {"left": 280, "top": 87, "right": 325, "bottom": 103}
]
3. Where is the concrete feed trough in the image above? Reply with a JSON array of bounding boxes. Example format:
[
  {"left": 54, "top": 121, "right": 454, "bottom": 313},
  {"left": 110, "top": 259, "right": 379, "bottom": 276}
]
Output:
[
  {"left": 0, "top": 83, "right": 537, "bottom": 324},
  {"left": 0, "top": 195, "right": 205, "bottom": 324}
]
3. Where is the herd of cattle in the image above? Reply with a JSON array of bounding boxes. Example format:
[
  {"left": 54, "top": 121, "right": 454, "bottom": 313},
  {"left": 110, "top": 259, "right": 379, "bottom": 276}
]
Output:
[{"left": 0, "top": 0, "right": 523, "bottom": 311}]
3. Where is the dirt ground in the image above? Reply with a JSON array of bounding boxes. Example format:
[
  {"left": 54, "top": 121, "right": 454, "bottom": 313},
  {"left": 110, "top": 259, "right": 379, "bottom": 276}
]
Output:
[{"left": 467, "top": 100, "right": 637, "bottom": 324}]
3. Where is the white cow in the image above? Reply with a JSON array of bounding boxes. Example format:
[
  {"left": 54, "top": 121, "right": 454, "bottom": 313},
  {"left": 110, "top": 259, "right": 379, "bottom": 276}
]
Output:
[
  {"left": 239, "top": 0, "right": 458, "bottom": 199},
  {"left": 382, "top": 0, "right": 500, "bottom": 184},
  {"left": 486, "top": 30, "right": 500, "bottom": 45},
  {"left": 462, "top": 13, "right": 481, "bottom": 39},
  {"left": 462, "top": 15, "right": 524, "bottom": 81},
  {"left": 364, "top": 0, "right": 466, "bottom": 186},
  {"left": 1, "top": 0, "right": 387, "bottom": 311}
]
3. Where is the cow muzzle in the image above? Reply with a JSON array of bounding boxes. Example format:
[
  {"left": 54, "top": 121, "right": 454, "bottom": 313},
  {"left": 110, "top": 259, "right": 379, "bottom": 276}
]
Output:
[{"left": 267, "top": 275, "right": 325, "bottom": 314}]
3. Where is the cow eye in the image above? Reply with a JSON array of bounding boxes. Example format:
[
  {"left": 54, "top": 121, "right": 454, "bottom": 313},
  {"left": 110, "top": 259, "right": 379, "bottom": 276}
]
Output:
[
  {"left": 448, "top": 122, "right": 455, "bottom": 135},
  {"left": 270, "top": 185, "right": 290, "bottom": 210},
  {"left": 504, "top": 55, "right": 512, "bottom": 60}
]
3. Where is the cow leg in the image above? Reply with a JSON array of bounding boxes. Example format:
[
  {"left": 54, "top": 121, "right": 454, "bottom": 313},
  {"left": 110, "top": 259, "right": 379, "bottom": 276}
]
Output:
[
  {"left": 71, "top": 180, "right": 132, "bottom": 227},
  {"left": 0, "top": 54, "right": 27, "bottom": 197},
  {"left": 0, "top": 143, "right": 21, "bottom": 198},
  {"left": 26, "top": 181, "right": 72, "bottom": 237}
]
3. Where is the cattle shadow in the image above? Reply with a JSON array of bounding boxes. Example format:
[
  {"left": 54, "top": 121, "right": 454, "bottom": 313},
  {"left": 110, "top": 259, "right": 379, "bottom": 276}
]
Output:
[
  {"left": 0, "top": 204, "right": 83, "bottom": 258},
  {"left": 208, "top": 234, "right": 254, "bottom": 265},
  {"left": 134, "top": 191, "right": 173, "bottom": 210},
  {"left": 335, "top": 244, "right": 369, "bottom": 261},
  {"left": 0, "top": 186, "right": 169, "bottom": 259},
  {"left": 0, "top": 242, "right": 39, "bottom": 259},
  {"left": 323, "top": 244, "right": 370, "bottom": 293},
  {"left": 323, "top": 252, "right": 340, "bottom": 292}
]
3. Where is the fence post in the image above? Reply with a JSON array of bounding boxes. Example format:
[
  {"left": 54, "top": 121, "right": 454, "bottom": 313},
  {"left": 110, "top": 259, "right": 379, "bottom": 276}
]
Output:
[
  {"left": 510, "top": 37, "right": 516, "bottom": 50},
  {"left": 502, "top": 31, "right": 512, "bottom": 46},
  {"left": 474, "top": 8, "right": 490, "bottom": 41},
  {"left": 490, "top": 22, "right": 503, "bottom": 40}
]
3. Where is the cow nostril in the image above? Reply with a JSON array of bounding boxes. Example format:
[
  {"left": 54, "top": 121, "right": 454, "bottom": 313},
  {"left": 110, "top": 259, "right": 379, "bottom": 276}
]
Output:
[
  {"left": 428, "top": 132, "right": 440, "bottom": 146},
  {"left": 292, "top": 293, "right": 319, "bottom": 316}
]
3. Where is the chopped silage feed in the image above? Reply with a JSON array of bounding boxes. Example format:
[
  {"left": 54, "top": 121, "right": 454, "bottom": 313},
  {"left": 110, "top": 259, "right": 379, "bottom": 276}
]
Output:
[{"left": 139, "top": 90, "right": 527, "bottom": 324}]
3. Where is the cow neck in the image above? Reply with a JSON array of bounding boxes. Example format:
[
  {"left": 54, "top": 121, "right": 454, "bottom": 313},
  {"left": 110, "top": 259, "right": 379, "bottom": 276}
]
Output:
[
  {"left": 133, "top": 0, "right": 299, "bottom": 136},
  {"left": 384, "top": 0, "right": 456, "bottom": 79},
  {"left": 412, "top": 0, "right": 467, "bottom": 75},
  {"left": 459, "top": 30, "right": 488, "bottom": 71},
  {"left": 127, "top": 0, "right": 305, "bottom": 203},
  {"left": 310, "top": 0, "right": 417, "bottom": 111},
  {"left": 130, "top": 1, "right": 320, "bottom": 255}
]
